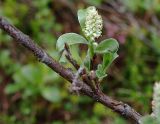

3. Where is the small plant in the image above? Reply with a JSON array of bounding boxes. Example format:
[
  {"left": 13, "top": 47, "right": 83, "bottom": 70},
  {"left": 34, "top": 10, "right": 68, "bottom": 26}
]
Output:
[
  {"left": 140, "top": 82, "right": 160, "bottom": 124},
  {"left": 56, "top": 6, "right": 119, "bottom": 92},
  {"left": 0, "top": 5, "right": 144, "bottom": 123}
]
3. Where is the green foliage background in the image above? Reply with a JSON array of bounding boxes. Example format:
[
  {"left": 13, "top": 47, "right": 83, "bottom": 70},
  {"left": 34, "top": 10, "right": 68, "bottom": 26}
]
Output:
[{"left": 0, "top": 0, "right": 160, "bottom": 124}]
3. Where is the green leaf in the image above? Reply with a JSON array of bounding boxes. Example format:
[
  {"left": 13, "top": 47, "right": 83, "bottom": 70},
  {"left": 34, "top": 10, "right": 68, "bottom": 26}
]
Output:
[
  {"left": 96, "top": 52, "right": 118, "bottom": 80},
  {"left": 102, "top": 52, "right": 118, "bottom": 71},
  {"left": 70, "top": 45, "right": 82, "bottom": 64},
  {"left": 56, "top": 33, "right": 88, "bottom": 52},
  {"left": 41, "top": 87, "right": 61, "bottom": 103},
  {"left": 59, "top": 52, "right": 67, "bottom": 64},
  {"left": 96, "top": 64, "right": 107, "bottom": 80},
  {"left": 83, "top": 54, "right": 91, "bottom": 71},
  {"left": 77, "top": 9, "right": 87, "bottom": 29},
  {"left": 58, "top": 45, "right": 82, "bottom": 65},
  {"left": 95, "top": 38, "right": 119, "bottom": 54}
]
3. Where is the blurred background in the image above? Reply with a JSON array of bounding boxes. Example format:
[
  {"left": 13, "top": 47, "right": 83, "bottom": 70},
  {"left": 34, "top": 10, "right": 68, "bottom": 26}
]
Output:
[{"left": 0, "top": 0, "right": 160, "bottom": 124}]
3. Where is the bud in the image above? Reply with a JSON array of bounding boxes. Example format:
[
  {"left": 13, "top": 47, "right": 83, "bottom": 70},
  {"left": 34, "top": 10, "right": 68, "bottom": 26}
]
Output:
[{"left": 83, "top": 6, "right": 103, "bottom": 41}]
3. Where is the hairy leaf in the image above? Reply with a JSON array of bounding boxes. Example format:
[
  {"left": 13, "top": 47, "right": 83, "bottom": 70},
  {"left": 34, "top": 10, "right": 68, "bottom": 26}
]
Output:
[
  {"left": 96, "top": 64, "right": 107, "bottom": 79},
  {"left": 56, "top": 33, "right": 88, "bottom": 52},
  {"left": 77, "top": 9, "right": 87, "bottom": 29},
  {"left": 96, "top": 52, "right": 118, "bottom": 80},
  {"left": 102, "top": 52, "right": 118, "bottom": 71},
  {"left": 95, "top": 38, "right": 119, "bottom": 54}
]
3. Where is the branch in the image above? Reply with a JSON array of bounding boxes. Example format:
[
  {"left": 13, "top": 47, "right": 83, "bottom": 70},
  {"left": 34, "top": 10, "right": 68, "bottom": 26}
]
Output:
[
  {"left": 0, "top": 17, "right": 142, "bottom": 123},
  {"left": 64, "top": 43, "right": 80, "bottom": 70}
]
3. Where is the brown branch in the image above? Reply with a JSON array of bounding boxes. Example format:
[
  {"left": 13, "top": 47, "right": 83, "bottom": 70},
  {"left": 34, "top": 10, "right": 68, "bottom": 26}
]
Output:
[
  {"left": 64, "top": 44, "right": 99, "bottom": 93},
  {"left": 0, "top": 17, "right": 142, "bottom": 123},
  {"left": 64, "top": 43, "right": 80, "bottom": 70}
]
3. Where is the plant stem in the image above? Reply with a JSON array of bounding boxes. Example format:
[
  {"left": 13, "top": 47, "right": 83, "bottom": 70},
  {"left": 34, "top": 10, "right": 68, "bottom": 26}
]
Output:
[{"left": 89, "top": 41, "right": 94, "bottom": 59}]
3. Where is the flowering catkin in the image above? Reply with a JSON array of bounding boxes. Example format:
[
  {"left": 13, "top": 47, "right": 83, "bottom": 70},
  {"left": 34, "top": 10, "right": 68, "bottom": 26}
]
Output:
[
  {"left": 83, "top": 6, "right": 103, "bottom": 41},
  {"left": 152, "top": 82, "right": 160, "bottom": 117}
]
